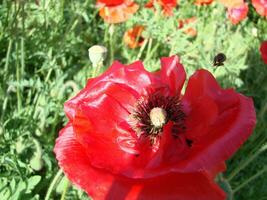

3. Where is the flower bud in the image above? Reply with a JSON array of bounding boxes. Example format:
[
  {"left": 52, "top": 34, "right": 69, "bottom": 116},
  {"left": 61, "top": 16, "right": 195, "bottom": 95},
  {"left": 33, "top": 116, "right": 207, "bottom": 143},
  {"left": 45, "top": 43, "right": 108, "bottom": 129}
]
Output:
[{"left": 88, "top": 45, "right": 107, "bottom": 67}]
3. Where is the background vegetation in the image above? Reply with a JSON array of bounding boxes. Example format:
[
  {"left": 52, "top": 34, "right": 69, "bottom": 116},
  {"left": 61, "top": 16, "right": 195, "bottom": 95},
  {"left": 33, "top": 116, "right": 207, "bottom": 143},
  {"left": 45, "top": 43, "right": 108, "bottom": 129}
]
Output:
[{"left": 0, "top": 0, "right": 266, "bottom": 199}]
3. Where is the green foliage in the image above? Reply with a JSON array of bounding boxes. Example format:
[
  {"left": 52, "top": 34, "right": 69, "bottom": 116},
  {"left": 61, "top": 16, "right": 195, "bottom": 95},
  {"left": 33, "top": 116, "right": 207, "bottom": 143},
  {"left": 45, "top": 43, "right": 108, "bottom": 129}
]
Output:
[{"left": 0, "top": 0, "right": 266, "bottom": 199}]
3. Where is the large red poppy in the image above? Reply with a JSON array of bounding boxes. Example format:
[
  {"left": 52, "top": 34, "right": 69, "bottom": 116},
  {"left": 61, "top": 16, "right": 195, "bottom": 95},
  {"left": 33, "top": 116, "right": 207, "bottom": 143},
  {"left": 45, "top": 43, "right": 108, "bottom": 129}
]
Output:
[
  {"left": 227, "top": 3, "right": 248, "bottom": 25},
  {"left": 260, "top": 41, "right": 267, "bottom": 64},
  {"left": 252, "top": 0, "right": 267, "bottom": 18},
  {"left": 145, "top": 0, "right": 178, "bottom": 16},
  {"left": 97, "top": 0, "right": 139, "bottom": 24},
  {"left": 55, "top": 56, "right": 256, "bottom": 199}
]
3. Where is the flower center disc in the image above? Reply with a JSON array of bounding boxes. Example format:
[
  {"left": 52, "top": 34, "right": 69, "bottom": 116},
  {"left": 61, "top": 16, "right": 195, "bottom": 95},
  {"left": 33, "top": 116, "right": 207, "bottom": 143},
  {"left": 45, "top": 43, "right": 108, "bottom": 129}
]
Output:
[{"left": 149, "top": 107, "right": 167, "bottom": 128}]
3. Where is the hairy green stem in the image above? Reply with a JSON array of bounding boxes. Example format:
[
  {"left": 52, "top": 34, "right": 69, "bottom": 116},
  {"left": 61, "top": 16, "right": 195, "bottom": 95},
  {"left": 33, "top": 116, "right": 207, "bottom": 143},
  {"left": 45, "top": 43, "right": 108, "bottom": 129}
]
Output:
[
  {"left": 92, "top": 62, "right": 103, "bottom": 77},
  {"left": 227, "top": 144, "right": 267, "bottom": 181},
  {"left": 4, "top": 39, "right": 12, "bottom": 74},
  {"left": 15, "top": 42, "right": 22, "bottom": 112},
  {"left": 144, "top": 38, "right": 153, "bottom": 62},
  {"left": 233, "top": 166, "right": 267, "bottom": 193},
  {"left": 109, "top": 24, "right": 115, "bottom": 65},
  {"left": 45, "top": 169, "right": 63, "bottom": 200},
  {"left": 136, "top": 39, "right": 148, "bottom": 60},
  {"left": 60, "top": 179, "right": 70, "bottom": 200}
]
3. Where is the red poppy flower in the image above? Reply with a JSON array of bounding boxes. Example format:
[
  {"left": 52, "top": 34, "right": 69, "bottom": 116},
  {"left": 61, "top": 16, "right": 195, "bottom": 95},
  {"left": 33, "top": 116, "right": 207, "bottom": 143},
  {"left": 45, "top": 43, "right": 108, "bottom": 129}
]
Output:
[
  {"left": 218, "top": 0, "right": 244, "bottom": 8},
  {"left": 260, "top": 41, "right": 267, "bottom": 64},
  {"left": 195, "top": 0, "right": 213, "bottom": 6},
  {"left": 145, "top": 0, "right": 178, "bottom": 16},
  {"left": 55, "top": 56, "right": 256, "bottom": 199},
  {"left": 227, "top": 3, "right": 248, "bottom": 25},
  {"left": 123, "top": 25, "right": 145, "bottom": 49},
  {"left": 97, "top": 0, "right": 139, "bottom": 24},
  {"left": 178, "top": 17, "right": 197, "bottom": 36},
  {"left": 252, "top": 0, "right": 267, "bottom": 18}
]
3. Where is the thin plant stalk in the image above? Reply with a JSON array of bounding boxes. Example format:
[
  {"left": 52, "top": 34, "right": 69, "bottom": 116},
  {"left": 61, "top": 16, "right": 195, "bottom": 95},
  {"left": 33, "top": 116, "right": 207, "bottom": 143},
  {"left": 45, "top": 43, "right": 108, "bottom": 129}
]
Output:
[
  {"left": 144, "top": 38, "right": 153, "bottom": 62},
  {"left": 16, "top": 42, "right": 22, "bottom": 112},
  {"left": 233, "top": 166, "right": 267, "bottom": 193},
  {"left": 45, "top": 169, "right": 63, "bottom": 200},
  {"left": 227, "top": 144, "right": 267, "bottom": 181},
  {"left": 136, "top": 39, "right": 148, "bottom": 60},
  {"left": 4, "top": 39, "right": 12, "bottom": 74},
  {"left": 60, "top": 179, "right": 70, "bottom": 200},
  {"left": 109, "top": 24, "right": 115, "bottom": 65}
]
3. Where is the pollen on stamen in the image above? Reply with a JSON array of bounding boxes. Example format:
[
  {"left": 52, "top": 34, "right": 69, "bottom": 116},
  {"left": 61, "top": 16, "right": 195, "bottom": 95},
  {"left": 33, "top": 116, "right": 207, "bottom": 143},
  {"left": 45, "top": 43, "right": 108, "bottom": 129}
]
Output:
[{"left": 149, "top": 107, "right": 167, "bottom": 128}]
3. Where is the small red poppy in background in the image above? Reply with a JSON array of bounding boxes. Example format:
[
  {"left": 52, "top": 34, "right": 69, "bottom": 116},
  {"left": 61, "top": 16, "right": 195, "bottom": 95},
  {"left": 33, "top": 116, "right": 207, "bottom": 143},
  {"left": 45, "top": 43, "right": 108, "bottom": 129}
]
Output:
[
  {"left": 123, "top": 25, "right": 145, "bottom": 49},
  {"left": 227, "top": 3, "right": 248, "bottom": 25},
  {"left": 218, "top": 0, "right": 244, "bottom": 8},
  {"left": 145, "top": 0, "right": 178, "bottom": 16},
  {"left": 97, "top": 0, "right": 139, "bottom": 23},
  {"left": 252, "top": 0, "right": 267, "bottom": 18},
  {"left": 178, "top": 17, "right": 197, "bottom": 36},
  {"left": 195, "top": 0, "right": 213, "bottom": 6},
  {"left": 55, "top": 56, "right": 256, "bottom": 199},
  {"left": 260, "top": 41, "right": 267, "bottom": 64}
]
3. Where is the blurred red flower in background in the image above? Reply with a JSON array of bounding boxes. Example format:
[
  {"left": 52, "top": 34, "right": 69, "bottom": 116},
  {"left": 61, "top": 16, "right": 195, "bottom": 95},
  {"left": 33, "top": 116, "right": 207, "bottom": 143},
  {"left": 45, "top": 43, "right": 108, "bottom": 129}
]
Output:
[
  {"left": 260, "top": 41, "right": 267, "bottom": 64},
  {"left": 195, "top": 0, "right": 213, "bottom": 6},
  {"left": 252, "top": 0, "right": 267, "bottom": 18},
  {"left": 123, "top": 25, "right": 145, "bottom": 49},
  {"left": 227, "top": 3, "right": 248, "bottom": 25},
  {"left": 178, "top": 17, "right": 197, "bottom": 36},
  {"left": 55, "top": 56, "right": 256, "bottom": 200},
  {"left": 218, "top": 0, "right": 244, "bottom": 8},
  {"left": 145, "top": 0, "right": 178, "bottom": 16},
  {"left": 97, "top": 0, "right": 139, "bottom": 23}
]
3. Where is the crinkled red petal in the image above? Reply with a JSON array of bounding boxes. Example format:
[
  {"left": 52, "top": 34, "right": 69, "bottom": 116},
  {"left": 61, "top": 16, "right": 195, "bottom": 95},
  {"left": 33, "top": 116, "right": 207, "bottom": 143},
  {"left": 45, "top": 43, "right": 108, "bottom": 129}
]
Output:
[
  {"left": 160, "top": 55, "right": 186, "bottom": 96},
  {"left": 177, "top": 69, "right": 256, "bottom": 172},
  {"left": 54, "top": 124, "right": 226, "bottom": 200},
  {"left": 65, "top": 60, "right": 156, "bottom": 120}
]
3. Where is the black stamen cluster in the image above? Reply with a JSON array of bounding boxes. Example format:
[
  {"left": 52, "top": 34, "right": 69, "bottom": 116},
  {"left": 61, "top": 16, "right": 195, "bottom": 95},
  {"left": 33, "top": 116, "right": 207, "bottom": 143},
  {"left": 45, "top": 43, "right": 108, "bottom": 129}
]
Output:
[{"left": 131, "top": 92, "right": 186, "bottom": 140}]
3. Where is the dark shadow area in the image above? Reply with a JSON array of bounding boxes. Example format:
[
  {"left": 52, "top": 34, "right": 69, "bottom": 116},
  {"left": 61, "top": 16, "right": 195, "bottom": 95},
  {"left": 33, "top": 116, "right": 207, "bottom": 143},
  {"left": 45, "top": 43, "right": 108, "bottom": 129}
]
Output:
[{"left": 225, "top": 47, "right": 267, "bottom": 200}]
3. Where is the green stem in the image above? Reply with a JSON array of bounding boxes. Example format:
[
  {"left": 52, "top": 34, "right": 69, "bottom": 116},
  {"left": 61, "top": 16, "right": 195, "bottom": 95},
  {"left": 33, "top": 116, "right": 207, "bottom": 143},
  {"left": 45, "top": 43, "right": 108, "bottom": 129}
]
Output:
[
  {"left": 144, "top": 38, "right": 153, "bottom": 62},
  {"left": 109, "top": 24, "right": 115, "bottom": 65},
  {"left": 20, "top": 38, "right": 25, "bottom": 77},
  {"left": 233, "top": 167, "right": 267, "bottom": 193},
  {"left": 45, "top": 169, "right": 63, "bottom": 200},
  {"left": 145, "top": 39, "right": 159, "bottom": 63},
  {"left": 16, "top": 42, "right": 22, "bottom": 112},
  {"left": 4, "top": 39, "right": 12, "bottom": 74},
  {"left": 61, "top": 0, "right": 65, "bottom": 18},
  {"left": 91, "top": 62, "right": 103, "bottom": 78},
  {"left": 20, "top": 0, "right": 25, "bottom": 77},
  {"left": 136, "top": 39, "right": 148, "bottom": 60},
  {"left": 227, "top": 144, "right": 267, "bottom": 181},
  {"left": 60, "top": 179, "right": 70, "bottom": 200},
  {"left": 259, "top": 101, "right": 267, "bottom": 119}
]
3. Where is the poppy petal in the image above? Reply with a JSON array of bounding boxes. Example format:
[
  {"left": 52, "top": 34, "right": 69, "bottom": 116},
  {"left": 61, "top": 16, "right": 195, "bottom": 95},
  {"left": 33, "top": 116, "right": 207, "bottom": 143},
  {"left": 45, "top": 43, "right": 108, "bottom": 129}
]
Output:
[
  {"left": 160, "top": 55, "right": 186, "bottom": 96},
  {"left": 183, "top": 95, "right": 218, "bottom": 141},
  {"left": 65, "top": 61, "right": 155, "bottom": 120},
  {"left": 54, "top": 124, "right": 225, "bottom": 200},
  {"left": 98, "top": 2, "right": 139, "bottom": 24},
  {"left": 178, "top": 69, "right": 256, "bottom": 172},
  {"left": 260, "top": 41, "right": 267, "bottom": 64}
]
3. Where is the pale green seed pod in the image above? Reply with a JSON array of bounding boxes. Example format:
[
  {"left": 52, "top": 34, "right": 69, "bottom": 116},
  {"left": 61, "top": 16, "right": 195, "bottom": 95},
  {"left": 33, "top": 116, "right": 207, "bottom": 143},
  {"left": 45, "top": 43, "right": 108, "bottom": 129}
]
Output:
[
  {"left": 30, "top": 156, "right": 44, "bottom": 171},
  {"left": 88, "top": 45, "right": 107, "bottom": 67},
  {"left": 30, "top": 139, "right": 43, "bottom": 171}
]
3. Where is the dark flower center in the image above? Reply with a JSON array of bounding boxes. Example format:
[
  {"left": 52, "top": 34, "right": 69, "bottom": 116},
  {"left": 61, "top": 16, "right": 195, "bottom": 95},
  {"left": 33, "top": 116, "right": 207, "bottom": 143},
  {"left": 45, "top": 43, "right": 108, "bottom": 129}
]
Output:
[{"left": 130, "top": 92, "right": 186, "bottom": 143}]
